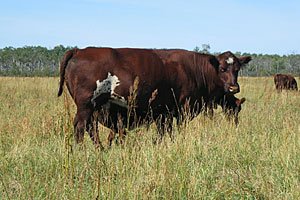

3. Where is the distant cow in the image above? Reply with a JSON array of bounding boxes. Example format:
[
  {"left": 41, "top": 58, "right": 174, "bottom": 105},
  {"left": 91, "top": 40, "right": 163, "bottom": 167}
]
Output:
[
  {"left": 58, "top": 47, "right": 251, "bottom": 147},
  {"left": 274, "top": 74, "right": 298, "bottom": 91}
]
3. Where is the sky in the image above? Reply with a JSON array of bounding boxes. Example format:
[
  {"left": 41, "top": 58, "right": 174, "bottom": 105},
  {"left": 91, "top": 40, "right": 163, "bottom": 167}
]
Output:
[{"left": 1, "top": 0, "right": 300, "bottom": 55}]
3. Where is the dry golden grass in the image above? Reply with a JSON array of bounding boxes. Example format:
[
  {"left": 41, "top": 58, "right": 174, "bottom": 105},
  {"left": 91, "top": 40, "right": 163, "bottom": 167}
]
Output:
[{"left": 0, "top": 77, "right": 300, "bottom": 199}]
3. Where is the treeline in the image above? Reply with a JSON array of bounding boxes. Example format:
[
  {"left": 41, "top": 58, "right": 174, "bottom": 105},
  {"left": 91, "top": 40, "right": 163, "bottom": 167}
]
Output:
[
  {"left": 0, "top": 45, "right": 74, "bottom": 76},
  {"left": 0, "top": 45, "right": 299, "bottom": 77},
  {"left": 238, "top": 53, "right": 300, "bottom": 77}
]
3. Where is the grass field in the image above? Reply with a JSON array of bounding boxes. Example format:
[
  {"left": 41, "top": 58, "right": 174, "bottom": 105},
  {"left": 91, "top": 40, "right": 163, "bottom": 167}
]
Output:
[{"left": 0, "top": 77, "right": 300, "bottom": 199}]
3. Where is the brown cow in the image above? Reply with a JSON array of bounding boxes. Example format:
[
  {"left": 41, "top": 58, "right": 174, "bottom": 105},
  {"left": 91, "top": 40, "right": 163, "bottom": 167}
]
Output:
[
  {"left": 153, "top": 49, "right": 251, "bottom": 123},
  {"left": 274, "top": 74, "right": 298, "bottom": 92},
  {"left": 58, "top": 47, "right": 251, "bottom": 147}
]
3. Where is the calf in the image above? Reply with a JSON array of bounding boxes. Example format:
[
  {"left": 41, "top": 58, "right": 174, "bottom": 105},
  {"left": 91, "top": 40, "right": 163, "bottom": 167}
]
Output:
[{"left": 218, "top": 95, "right": 246, "bottom": 124}]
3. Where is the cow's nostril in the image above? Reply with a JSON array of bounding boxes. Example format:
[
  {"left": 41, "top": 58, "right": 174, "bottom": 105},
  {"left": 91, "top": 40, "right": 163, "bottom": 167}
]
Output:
[{"left": 229, "top": 86, "right": 239, "bottom": 93}]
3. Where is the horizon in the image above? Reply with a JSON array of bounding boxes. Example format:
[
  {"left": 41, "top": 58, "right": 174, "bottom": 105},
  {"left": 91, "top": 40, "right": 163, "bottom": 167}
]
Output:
[
  {"left": 1, "top": 0, "right": 300, "bottom": 56},
  {"left": 1, "top": 44, "right": 299, "bottom": 56}
]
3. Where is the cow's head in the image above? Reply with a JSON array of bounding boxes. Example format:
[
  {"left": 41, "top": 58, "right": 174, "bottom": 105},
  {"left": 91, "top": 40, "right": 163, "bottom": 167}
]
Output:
[{"left": 216, "top": 52, "right": 251, "bottom": 94}]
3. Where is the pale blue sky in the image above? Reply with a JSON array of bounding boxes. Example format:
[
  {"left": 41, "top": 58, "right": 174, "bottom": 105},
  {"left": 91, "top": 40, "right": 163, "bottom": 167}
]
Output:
[{"left": 1, "top": 0, "right": 300, "bottom": 55}]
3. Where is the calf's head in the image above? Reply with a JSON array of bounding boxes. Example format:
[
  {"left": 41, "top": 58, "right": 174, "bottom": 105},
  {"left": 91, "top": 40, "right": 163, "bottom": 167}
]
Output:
[
  {"left": 223, "top": 96, "right": 246, "bottom": 125},
  {"left": 216, "top": 51, "right": 251, "bottom": 94}
]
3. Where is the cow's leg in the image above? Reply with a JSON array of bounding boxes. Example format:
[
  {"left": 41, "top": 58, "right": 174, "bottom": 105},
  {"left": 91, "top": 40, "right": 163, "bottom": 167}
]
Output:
[
  {"left": 88, "top": 115, "right": 104, "bottom": 150},
  {"left": 155, "top": 115, "right": 174, "bottom": 143},
  {"left": 73, "top": 107, "right": 93, "bottom": 144},
  {"left": 107, "top": 130, "right": 127, "bottom": 145},
  {"left": 107, "top": 130, "right": 115, "bottom": 146},
  {"left": 116, "top": 114, "right": 127, "bottom": 144},
  {"left": 276, "top": 84, "right": 280, "bottom": 92},
  {"left": 204, "top": 102, "right": 214, "bottom": 119},
  {"left": 166, "top": 116, "right": 174, "bottom": 141},
  {"left": 223, "top": 108, "right": 239, "bottom": 125},
  {"left": 107, "top": 115, "right": 127, "bottom": 146},
  {"left": 118, "top": 128, "right": 127, "bottom": 144},
  {"left": 153, "top": 115, "right": 165, "bottom": 144},
  {"left": 154, "top": 114, "right": 172, "bottom": 144},
  {"left": 176, "top": 114, "right": 183, "bottom": 132},
  {"left": 233, "top": 112, "right": 239, "bottom": 125},
  {"left": 107, "top": 128, "right": 127, "bottom": 146}
]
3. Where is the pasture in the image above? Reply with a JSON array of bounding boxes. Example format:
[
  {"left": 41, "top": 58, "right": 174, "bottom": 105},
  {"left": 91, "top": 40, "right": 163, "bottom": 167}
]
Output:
[{"left": 0, "top": 77, "right": 300, "bottom": 199}]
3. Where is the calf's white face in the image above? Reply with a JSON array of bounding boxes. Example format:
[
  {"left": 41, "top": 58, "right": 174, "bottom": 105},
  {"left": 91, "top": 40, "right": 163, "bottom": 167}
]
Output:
[
  {"left": 91, "top": 72, "right": 127, "bottom": 108},
  {"left": 94, "top": 72, "right": 120, "bottom": 96}
]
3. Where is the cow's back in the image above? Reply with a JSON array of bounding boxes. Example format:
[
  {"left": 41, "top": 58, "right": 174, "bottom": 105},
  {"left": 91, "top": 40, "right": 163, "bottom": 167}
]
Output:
[
  {"left": 153, "top": 49, "right": 223, "bottom": 104},
  {"left": 287, "top": 75, "right": 298, "bottom": 90},
  {"left": 64, "top": 47, "right": 175, "bottom": 113},
  {"left": 274, "top": 74, "right": 298, "bottom": 91}
]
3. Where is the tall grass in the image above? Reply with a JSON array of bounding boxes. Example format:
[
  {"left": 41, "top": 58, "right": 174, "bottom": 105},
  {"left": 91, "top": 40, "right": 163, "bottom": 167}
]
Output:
[{"left": 0, "top": 77, "right": 299, "bottom": 199}]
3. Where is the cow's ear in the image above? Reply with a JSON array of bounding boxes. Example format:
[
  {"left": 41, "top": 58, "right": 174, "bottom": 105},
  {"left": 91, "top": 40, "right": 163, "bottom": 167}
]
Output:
[
  {"left": 240, "top": 97, "right": 246, "bottom": 104},
  {"left": 209, "top": 56, "right": 219, "bottom": 71},
  {"left": 236, "top": 97, "right": 246, "bottom": 106},
  {"left": 239, "top": 56, "right": 251, "bottom": 66}
]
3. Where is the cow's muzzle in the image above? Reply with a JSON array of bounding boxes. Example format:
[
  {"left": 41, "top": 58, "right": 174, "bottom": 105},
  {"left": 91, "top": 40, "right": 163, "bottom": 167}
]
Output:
[{"left": 228, "top": 86, "right": 239, "bottom": 94}]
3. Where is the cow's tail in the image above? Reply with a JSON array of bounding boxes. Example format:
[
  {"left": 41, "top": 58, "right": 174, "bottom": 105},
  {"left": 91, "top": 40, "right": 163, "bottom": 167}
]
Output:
[{"left": 58, "top": 49, "right": 77, "bottom": 97}]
